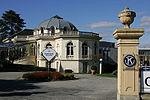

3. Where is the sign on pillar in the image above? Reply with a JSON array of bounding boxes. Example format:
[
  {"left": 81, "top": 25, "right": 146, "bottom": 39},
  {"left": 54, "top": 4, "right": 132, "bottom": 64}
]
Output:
[{"left": 113, "top": 7, "right": 144, "bottom": 100}]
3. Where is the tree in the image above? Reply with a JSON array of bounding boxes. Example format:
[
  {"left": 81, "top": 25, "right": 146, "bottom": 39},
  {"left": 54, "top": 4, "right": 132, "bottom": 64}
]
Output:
[{"left": 0, "top": 10, "right": 26, "bottom": 41}]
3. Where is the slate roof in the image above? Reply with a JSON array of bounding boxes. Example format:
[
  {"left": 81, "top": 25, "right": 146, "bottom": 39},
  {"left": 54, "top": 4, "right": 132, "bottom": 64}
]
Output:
[
  {"left": 36, "top": 15, "right": 78, "bottom": 31},
  {"left": 9, "top": 29, "right": 33, "bottom": 38},
  {"left": 0, "top": 42, "right": 14, "bottom": 47}
]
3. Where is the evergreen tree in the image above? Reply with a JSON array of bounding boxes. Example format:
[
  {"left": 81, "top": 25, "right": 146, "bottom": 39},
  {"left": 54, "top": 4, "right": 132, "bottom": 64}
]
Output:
[{"left": 0, "top": 10, "right": 26, "bottom": 42}]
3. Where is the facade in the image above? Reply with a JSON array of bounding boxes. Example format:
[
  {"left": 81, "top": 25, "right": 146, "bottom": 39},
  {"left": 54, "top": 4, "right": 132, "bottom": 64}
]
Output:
[
  {"left": 99, "top": 41, "right": 117, "bottom": 65},
  {"left": 139, "top": 48, "right": 150, "bottom": 66},
  {"left": 6, "top": 15, "right": 102, "bottom": 73},
  {"left": 0, "top": 42, "right": 14, "bottom": 62}
]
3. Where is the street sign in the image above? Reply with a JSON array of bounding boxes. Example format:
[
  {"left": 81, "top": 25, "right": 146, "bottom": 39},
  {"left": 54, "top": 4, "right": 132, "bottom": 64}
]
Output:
[
  {"left": 141, "top": 71, "right": 150, "bottom": 93},
  {"left": 124, "top": 55, "right": 136, "bottom": 67},
  {"left": 41, "top": 47, "right": 56, "bottom": 61}
]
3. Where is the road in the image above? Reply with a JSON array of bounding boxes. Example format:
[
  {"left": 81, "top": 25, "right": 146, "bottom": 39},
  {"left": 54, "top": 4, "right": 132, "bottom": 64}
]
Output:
[{"left": 0, "top": 72, "right": 117, "bottom": 100}]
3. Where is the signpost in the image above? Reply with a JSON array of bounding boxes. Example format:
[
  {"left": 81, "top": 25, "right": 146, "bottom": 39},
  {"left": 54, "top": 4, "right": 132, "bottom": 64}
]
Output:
[{"left": 41, "top": 47, "right": 56, "bottom": 81}]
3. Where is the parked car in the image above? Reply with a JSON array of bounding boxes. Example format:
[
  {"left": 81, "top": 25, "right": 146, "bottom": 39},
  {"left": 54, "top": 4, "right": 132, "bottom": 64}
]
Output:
[
  {"left": 64, "top": 69, "right": 74, "bottom": 80},
  {"left": 139, "top": 66, "right": 150, "bottom": 77},
  {"left": 64, "top": 69, "right": 73, "bottom": 73}
]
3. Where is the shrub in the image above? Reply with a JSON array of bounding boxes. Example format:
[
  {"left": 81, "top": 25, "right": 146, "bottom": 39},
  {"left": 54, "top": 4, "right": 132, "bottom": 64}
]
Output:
[
  {"left": 91, "top": 65, "right": 97, "bottom": 70},
  {"left": 50, "top": 72, "right": 63, "bottom": 80},
  {"left": 22, "top": 72, "right": 63, "bottom": 81}
]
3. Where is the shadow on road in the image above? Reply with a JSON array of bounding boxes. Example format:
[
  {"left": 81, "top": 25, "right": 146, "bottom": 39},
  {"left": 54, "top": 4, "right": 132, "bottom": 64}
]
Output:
[
  {"left": 0, "top": 91, "right": 47, "bottom": 97},
  {"left": 0, "top": 80, "right": 40, "bottom": 92}
]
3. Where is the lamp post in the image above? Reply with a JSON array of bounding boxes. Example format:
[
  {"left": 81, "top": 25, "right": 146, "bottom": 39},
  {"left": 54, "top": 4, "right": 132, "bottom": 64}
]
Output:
[{"left": 99, "top": 58, "right": 102, "bottom": 74}]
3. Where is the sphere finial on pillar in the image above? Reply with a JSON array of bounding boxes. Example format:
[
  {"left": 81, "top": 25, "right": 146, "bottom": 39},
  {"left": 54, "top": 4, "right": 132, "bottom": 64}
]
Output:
[{"left": 118, "top": 7, "right": 136, "bottom": 28}]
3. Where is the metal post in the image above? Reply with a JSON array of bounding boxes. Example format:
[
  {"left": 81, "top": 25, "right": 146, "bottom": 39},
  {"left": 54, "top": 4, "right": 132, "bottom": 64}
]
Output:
[
  {"left": 47, "top": 61, "right": 50, "bottom": 81},
  {"left": 99, "top": 59, "right": 102, "bottom": 74}
]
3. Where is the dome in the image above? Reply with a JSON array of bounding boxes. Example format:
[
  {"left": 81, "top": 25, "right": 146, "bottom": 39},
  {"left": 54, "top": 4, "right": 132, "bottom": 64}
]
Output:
[{"left": 36, "top": 15, "right": 78, "bottom": 31}]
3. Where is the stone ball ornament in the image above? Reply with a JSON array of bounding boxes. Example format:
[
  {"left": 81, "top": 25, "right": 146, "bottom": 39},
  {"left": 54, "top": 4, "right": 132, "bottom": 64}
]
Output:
[{"left": 118, "top": 7, "right": 136, "bottom": 28}]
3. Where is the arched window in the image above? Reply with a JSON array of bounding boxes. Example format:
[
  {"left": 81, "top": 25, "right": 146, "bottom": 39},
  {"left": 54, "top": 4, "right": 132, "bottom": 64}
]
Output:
[
  {"left": 37, "top": 44, "right": 40, "bottom": 56},
  {"left": 94, "top": 42, "right": 97, "bottom": 55},
  {"left": 64, "top": 27, "right": 68, "bottom": 31},
  {"left": 30, "top": 44, "right": 35, "bottom": 56},
  {"left": 51, "top": 26, "right": 55, "bottom": 35},
  {"left": 82, "top": 43, "right": 88, "bottom": 56},
  {"left": 67, "top": 42, "right": 73, "bottom": 56}
]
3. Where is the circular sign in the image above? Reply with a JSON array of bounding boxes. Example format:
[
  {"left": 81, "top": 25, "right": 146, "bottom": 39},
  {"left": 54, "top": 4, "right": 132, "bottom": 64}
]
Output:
[{"left": 124, "top": 55, "right": 136, "bottom": 67}]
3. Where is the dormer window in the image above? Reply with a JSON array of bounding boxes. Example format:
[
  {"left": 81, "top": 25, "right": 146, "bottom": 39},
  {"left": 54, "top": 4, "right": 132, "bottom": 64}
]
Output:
[
  {"left": 40, "top": 27, "right": 44, "bottom": 34},
  {"left": 51, "top": 26, "right": 55, "bottom": 35},
  {"left": 64, "top": 27, "right": 68, "bottom": 31}
]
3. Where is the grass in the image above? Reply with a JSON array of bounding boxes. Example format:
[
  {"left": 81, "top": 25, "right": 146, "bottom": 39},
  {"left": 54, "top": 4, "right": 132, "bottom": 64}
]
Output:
[{"left": 96, "top": 73, "right": 117, "bottom": 77}]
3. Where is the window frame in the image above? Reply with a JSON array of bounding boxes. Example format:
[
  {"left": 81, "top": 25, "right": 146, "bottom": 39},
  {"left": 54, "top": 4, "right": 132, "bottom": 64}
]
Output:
[
  {"left": 67, "top": 42, "right": 74, "bottom": 56},
  {"left": 82, "top": 43, "right": 88, "bottom": 57}
]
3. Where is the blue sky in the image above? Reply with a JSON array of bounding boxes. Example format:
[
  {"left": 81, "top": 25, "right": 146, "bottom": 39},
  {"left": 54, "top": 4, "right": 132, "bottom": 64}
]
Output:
[{"left": 0, "top": 0, "right": 150, "bottom": 47}]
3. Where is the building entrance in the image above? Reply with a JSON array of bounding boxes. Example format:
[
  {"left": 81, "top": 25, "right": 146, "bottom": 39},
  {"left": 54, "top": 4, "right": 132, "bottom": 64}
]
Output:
[{"left": 83, "top": 62, "right": 87, "bottom": 73}]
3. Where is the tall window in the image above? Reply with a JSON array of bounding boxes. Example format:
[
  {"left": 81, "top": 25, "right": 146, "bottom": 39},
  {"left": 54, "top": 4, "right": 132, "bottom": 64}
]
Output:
[
  {"left": 30, "top": 44, "right": 35, "bottom": 56},
  {"left": 51, "top": 26, "right": 55, "bottom": 35},
  {"left": 94, "top": 42, "right": 97, "bottom": 55},
  {"left": 67, "top": 42, "right": 73, "bottom": 56},
  {"left": 82, "top": 43, "right": 88, "bottom": 56},
  {"left": 41, "top": 27, "right": 44, "bottom": 34}
]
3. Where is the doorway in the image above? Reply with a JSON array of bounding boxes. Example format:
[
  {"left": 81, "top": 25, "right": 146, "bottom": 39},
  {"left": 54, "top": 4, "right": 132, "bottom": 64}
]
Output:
[{"left": 83, "top": 62, "right": 88, "bottom": 73}]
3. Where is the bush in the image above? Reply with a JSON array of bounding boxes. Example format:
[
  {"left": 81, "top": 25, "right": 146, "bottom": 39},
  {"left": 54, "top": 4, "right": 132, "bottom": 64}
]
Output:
[
  {"left": 91, "top": 65, "right": 97, "bottom": 70},
  {"left": 97, "top": 73, "right": 117, "bottom": 77},
  {"left": 22, "top": 72, "right": 63, "bottom": 81},
  {"left": 22, "top": 72, "right": 75, "bottom": 81}
]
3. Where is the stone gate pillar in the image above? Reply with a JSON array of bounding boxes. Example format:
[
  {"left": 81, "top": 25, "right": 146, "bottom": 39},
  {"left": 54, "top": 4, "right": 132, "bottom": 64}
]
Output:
[{"left": 113, "top": 7, "right": 144, "bottom": 100}]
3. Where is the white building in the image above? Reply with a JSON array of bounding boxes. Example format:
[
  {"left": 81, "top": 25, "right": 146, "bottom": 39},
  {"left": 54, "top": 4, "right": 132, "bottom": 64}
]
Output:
[{"left": 5, "top": 15, "right": 102, "bottom": 73}]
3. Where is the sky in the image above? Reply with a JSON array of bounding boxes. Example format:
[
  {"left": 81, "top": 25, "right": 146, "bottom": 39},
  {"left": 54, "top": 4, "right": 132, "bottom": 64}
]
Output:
[{"left": 0, "top": 0, "right": 150, "bottom": 48}]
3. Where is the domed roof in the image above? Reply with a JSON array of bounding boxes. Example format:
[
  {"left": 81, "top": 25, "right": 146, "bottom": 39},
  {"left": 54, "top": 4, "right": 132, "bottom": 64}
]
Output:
[{"left": 36, "top": 15, "right": 78, "bottom": 31}]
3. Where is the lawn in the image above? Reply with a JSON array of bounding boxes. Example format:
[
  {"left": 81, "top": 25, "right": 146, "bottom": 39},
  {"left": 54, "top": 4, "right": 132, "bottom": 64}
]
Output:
[{"left": 96, "top": 73, "right": 117, "bottom": 77}]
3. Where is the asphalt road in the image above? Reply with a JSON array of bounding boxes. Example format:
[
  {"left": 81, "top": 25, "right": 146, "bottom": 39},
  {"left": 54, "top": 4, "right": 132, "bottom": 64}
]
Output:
[{"left": 0, "top": 72, "right": 117, "bottom": 100}]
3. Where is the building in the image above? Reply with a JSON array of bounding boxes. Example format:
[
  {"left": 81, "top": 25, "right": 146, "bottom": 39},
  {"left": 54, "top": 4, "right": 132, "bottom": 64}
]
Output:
[
  {"left": 4, "top": 15, "right": 102, "bottom": 73},
  {"left": 99, "top": 41, "right": 117, "bottom": 65},
  {"left": 0, "top": 42, "right": 14, "bottom": 62},
  {"left": 139, "top": 48, "right": 150, "bottom": 66}
]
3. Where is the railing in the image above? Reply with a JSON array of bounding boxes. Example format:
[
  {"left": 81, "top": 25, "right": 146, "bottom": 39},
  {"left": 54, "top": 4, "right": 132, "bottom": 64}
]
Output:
[
  {"left": 79, "top": 31, "right": 99, "bottom": 37},
  {"left": 14, "top": 31, "right": 100, "bottom": 41}
]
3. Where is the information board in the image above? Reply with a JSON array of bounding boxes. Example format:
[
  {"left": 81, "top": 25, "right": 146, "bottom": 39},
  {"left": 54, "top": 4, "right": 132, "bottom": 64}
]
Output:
[{"left": 141, "top": 71, "right": 150, "bottom": 93}]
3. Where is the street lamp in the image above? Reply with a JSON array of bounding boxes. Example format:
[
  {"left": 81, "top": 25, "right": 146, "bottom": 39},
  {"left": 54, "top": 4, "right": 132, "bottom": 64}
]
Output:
[{"left": 99, "top": 58, "right": 102, "bottom": 74}]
